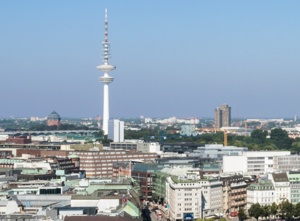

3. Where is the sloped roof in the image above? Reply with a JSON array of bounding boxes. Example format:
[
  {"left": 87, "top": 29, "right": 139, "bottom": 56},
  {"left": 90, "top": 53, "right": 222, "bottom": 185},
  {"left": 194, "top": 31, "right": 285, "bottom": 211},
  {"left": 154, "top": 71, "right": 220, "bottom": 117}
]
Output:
[
  {"left": 272, "top": 173, "right": 289, "bottom": 182},
  {"left": 122, "top": 201, "right": 140, "bottom": 217}
]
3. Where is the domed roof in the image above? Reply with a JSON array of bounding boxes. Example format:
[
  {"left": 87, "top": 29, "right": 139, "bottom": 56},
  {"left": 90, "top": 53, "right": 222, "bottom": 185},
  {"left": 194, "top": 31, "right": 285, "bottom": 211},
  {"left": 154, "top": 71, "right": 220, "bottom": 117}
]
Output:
[{"left": 47, "top": 111, "right": 61, "bottom": 120}]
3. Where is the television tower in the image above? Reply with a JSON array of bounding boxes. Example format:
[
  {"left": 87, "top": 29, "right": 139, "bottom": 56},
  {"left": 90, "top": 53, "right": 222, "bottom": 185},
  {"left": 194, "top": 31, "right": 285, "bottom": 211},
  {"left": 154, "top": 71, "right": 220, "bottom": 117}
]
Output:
[{"left": 97, "top": 8, "right": 116, "bottom": 135}]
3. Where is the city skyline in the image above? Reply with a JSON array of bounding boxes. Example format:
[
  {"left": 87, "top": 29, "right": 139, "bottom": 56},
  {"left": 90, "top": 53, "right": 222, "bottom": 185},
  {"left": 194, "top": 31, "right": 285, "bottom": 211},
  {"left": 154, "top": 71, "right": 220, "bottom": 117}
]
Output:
[{"left": 1, "top": 1, "right": 300, "bottom": 119}]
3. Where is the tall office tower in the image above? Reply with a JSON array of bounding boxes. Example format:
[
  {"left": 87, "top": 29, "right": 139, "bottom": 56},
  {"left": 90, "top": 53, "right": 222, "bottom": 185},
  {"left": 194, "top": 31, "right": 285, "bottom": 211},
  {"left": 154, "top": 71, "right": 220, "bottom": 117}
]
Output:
[
  {"left": 97, "top": 9, "right": 116, "bottom": 135},
  {"left": 214, "top": 104, "right": 231, "bottom": 129},
  {"left": 108, "top": 119, "right": 124, "bottom": 142}
]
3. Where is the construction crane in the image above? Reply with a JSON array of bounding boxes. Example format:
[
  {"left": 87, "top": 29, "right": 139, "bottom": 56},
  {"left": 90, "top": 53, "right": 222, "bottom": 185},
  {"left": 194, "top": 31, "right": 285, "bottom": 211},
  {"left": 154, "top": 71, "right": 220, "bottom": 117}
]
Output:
[{"left": 224, "top": 130, "right": 228, "bottom": 146}]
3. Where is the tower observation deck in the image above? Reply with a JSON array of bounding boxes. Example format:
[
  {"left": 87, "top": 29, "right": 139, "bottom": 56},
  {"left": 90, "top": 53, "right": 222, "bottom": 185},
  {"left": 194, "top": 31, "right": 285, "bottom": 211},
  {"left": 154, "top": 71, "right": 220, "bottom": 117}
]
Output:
[{"left": 96, "top": 8, "right": 116, "bottom": 135}]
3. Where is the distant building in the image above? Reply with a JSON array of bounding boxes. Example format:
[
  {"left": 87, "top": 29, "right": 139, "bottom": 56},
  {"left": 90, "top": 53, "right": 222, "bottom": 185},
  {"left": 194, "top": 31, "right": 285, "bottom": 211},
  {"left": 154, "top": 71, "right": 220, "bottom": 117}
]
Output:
[
  {"left": 214, "top": 104, "right": 231, "bottom": 129},
  {"left": 108, "top": 119, "right": 124, "bottom": 142},
  {"left": 180, "top": 125, "right": 200, "bottom": 136},
  {"left": 6, "top": 135, "right": 31, "bottom": 144},
  {"left": 110, "top": 142, "right": 160, "bottom": 153},
  {"left": 47, "top": 111, "right": 61, "bottom": 127}
]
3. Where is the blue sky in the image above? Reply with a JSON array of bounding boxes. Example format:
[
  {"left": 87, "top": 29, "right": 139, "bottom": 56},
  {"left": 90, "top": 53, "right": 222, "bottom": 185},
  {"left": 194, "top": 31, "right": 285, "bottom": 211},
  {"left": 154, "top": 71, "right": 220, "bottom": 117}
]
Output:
[{"left": 1, "top": 1, "right": 300, "bottom": 119}]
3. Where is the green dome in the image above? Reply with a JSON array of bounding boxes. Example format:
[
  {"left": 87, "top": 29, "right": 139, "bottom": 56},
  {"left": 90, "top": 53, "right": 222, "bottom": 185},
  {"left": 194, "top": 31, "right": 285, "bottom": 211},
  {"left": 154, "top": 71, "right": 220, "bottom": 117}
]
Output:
[{"left": 47, "top": 111, "right": 61, "bottom": 120}]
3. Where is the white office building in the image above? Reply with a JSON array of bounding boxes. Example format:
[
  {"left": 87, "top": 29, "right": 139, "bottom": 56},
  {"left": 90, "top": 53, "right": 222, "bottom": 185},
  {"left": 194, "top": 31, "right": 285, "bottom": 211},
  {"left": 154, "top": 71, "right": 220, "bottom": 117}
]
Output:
[
  {"left": 108, "top": 119, "right": 124, "bottom": 142},
  {"left": 166, "top": 172, "right": 222, "bottom": 220},
  {"left": 223, "top": 151, "right": 290, "bottom": 175}
]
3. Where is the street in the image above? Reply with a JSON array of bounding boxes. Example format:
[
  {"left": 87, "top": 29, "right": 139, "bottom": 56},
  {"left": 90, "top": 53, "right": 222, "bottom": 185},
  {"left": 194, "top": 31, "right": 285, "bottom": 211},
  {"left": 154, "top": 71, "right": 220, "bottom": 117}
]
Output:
[{"left": 142, "top": 205, "right": 168, "bottom": 221}]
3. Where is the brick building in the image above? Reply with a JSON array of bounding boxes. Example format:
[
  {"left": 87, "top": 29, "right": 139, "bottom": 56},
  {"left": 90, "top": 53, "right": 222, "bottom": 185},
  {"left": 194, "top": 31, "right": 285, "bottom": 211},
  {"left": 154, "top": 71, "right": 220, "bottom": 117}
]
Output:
[
  {"left": 6, "top": 135, "right": 31, "bottom": 144},
  {"left": 131, "top": 163, "right": 162, "bottom": 201},
  {"left": 72, "top": 150, "right": 157, "bottom": 178},
  {"left": 14, "top": 148, "right": 157, "bottom": 178}
]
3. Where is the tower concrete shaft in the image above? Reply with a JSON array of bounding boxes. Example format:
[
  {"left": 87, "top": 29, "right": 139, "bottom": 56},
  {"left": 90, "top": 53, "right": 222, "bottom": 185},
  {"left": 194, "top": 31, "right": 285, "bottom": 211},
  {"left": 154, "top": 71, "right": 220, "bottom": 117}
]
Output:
[{"left": 96, "top": 9, "right": 116, "bottom": 135}]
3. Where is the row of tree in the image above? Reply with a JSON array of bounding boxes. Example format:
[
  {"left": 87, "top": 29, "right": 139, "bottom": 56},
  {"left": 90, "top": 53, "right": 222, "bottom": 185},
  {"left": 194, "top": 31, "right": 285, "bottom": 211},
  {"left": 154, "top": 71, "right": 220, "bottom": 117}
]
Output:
[
  {"left": 196, "top": 201, "right": 300, "bottom": 221},
  {"left": 247, "top": 201, "right": 300, "bottom": 220},
  {"left": 125, "top": 127, "right": 299, "bottom": 151}
]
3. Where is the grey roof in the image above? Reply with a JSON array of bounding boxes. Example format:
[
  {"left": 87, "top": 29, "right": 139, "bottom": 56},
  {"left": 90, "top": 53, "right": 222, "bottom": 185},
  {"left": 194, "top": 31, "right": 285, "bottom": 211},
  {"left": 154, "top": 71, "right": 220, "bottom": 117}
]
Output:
[{"left": 272, "top": 173, "right": 289, "bottom": 182}]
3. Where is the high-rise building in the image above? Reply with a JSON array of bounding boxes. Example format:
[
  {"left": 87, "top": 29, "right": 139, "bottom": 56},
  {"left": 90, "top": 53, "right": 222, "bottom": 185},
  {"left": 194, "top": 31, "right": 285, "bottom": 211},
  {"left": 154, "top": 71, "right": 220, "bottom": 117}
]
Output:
[
  {"left": 214, "top": 104, "right": 231, "bottom": 129},
  {"left": 97, "top": 9, "right": 116, "bottom": 135},
  {"left": 108, "top": 119, "right": 124, "bottom": 142}
]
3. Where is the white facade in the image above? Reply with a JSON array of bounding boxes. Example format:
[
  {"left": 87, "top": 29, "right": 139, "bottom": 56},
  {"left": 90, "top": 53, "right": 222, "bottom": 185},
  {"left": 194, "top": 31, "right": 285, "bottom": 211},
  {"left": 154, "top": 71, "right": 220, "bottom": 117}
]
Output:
[
  {"left": 149, "top": 142, "right": 160, "bottom": 153},
  {"left": 223, "top": 151, "right": 291, "bottom": 175},
  {"left": 166, "top": 176, "right": 222, "bottom": 220},
  {"left": 268, "top": 173, "right": 291, "bottom": 204},
  {"left": 247, "top": 179, "right": 275, "bottom": 209},
  {"left": 190, "top": 144, "right": 247, "bottom": 159},
  {"left": 71, "top": 198, "right": 119, "bottom": 214},
  {"left": 223, "top": 155, "right": 247, "bottom": 174},
  {"left": 0, "top": 200, "right": 20, "bottom": 214},
  {"left": 108, "top": 119, "right": 124, "bottom": 142},
  {"left": 14, "top": 162, "right": 51, "bottom": 170}
]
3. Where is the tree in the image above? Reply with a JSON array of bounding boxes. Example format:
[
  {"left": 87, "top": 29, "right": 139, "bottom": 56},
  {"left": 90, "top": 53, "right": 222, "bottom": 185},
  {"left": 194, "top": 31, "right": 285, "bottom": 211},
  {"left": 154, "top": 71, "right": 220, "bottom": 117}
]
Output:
[
  {"left": 251, "top": 129, "right": 268, "bottom": 144},
  {"left": 279, "top": 200, "right": 294, "bottom": 220},
  {"left": 238, "top": 208, "right": 247, "bottom": 221},
  {"left": 248, "top": 203, "right": 263, "bottom": 220},
  {"left": 294, "top": 202, "right": 300, "bottom": 217},
  {"left": 270, "top": 128, "right": 292, "bottom": 149},
  {"left": 261, "top": 205, "right": 271, "bottom": 219},
  {"left": 270, "top": 202, "right": 278, "bottom": 218}
]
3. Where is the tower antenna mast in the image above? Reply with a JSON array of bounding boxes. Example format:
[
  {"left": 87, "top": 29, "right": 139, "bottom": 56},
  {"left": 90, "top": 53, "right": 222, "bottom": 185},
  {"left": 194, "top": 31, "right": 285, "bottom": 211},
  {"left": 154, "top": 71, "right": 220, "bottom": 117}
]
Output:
[{"left": 97, "top": 8, "right": 116, "bottom": 135}]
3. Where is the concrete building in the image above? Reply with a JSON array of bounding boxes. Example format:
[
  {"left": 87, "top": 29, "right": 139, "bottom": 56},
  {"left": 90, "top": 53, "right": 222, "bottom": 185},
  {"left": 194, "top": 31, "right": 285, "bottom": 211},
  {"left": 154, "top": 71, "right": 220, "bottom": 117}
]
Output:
[
  {"left": 223, "top": 151, "right": 291, "bottom": 175},
  {"left": 161, "top": 142, "right": 200, "bottom": 153},
  {"left": 189, "top": 144, "right": 248, "bottom": 162},
  {"left": 273, "top": 155, "right": 300, "bottom": 172},
  {"left": 166, "top": 173, "right": 222, "bottom": 220},
  {"left": 110, "top": 141, "right": 160, "bottom": 153},
  {"left": 108, "top": 119, "right": 124, "bottom": 142},
  {"left": 214, "top": 104, "right": 231, "bottom": 129}
]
